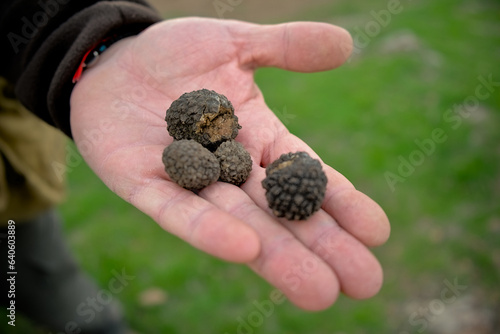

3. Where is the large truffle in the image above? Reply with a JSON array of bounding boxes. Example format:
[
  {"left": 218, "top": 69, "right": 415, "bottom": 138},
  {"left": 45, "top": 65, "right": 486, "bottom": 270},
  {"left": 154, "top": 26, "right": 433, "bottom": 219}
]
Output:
[
  {"left": 262, "top": 152, "right": 327, "bottom": 220},
  {"left": 165, "top": 89, "right": 241, "bottom": 149},
  {"left": 214, "top": 140, "right": 252, "bottom": 186},
  {"left": 162, "top": 140, "right": 220, "bottom": 190}
]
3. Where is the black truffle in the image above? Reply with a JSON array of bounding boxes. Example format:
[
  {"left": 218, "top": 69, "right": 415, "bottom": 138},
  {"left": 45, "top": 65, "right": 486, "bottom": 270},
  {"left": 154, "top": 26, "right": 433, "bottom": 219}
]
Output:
[
  {"left": 214, "top": 140, "right": 252, "bottom": 186},
  {"left": 162, "top": 140, "right": 220, "bottom": 190},
  {"left": 165, "top": 89, "right": 241, "bottom": 149},
  {"left": 262, "top": 152, "right": 327, "bottom": 220}
]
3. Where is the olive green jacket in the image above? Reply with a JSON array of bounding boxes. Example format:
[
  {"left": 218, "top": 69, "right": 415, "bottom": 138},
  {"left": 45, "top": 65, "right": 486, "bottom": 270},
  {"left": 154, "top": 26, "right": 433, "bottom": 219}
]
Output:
[{"left": 0, "top": 78, "right": 67, "bottom": 223}]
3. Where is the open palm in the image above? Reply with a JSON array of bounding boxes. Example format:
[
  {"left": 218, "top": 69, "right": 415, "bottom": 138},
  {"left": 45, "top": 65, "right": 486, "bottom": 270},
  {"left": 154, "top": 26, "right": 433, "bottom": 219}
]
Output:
[{"left": 70, "top": 17, "right": 390, "bottom": 310}]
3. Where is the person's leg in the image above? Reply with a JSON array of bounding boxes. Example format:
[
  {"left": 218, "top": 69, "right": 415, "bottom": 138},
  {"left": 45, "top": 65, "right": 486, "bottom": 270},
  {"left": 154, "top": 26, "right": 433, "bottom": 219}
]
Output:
[{"left": 1, "top": 210, "right": 129, "bottom": 334}]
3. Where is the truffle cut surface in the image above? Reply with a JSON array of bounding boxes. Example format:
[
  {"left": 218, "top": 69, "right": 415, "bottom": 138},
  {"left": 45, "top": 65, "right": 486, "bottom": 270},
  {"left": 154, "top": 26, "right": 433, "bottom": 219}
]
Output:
[{"left": 165, "top": 89, "right": 241, "bottom": 149}]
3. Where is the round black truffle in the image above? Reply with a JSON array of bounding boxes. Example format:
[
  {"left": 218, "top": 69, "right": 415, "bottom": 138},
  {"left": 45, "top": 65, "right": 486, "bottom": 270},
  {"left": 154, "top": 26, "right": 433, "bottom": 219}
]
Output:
[
  {"left": 262, "top": 152, "right": 327, "bottom": 220},
  {"left": 162, "top": 140, "right": 220, "bottom": 190},
  {"left": 214, "top": 140, "right": 252, "bottom": 186},
  {"left": 165, "top": 89, "right": 241, "bottom": 149}
]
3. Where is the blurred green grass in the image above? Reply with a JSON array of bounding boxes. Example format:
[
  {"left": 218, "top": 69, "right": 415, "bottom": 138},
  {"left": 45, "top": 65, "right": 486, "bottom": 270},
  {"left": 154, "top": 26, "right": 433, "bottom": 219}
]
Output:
[{"left": 4, "top": 0, "right": 499, "bottom": 333}]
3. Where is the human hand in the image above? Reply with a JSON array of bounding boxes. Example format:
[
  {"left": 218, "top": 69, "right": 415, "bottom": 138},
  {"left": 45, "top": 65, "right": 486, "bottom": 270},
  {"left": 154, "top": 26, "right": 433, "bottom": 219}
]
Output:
[{"left": 70, "top": 17, "right": 390, "bottom": 310}]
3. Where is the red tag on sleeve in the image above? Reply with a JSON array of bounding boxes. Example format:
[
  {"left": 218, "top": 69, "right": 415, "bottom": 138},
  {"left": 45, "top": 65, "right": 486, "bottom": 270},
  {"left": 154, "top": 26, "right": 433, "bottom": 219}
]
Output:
[{"left": 72, "top": 48, "right": 93, "bottom": 83}]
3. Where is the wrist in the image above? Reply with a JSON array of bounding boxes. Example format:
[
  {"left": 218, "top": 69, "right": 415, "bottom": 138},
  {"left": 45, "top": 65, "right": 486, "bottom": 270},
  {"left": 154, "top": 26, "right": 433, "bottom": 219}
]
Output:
[{"left": 72, "top": 33, "right": 139, "bottom": 84}]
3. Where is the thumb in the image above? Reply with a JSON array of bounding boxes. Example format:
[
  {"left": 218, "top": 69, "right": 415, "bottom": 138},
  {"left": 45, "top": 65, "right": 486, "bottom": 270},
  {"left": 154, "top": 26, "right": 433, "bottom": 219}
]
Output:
[{"left": 231, "top": 21, "right": 353, "bottom": 72}]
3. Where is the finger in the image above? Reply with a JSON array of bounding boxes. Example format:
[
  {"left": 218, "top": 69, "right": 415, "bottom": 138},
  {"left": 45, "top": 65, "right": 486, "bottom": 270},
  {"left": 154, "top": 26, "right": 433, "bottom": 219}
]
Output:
[
  {"left": 254, "top": 132, "right": 390, "bottom": 247},
  {"left": 100, "top": 146, "right": 261, "bottom": 263},
  {"left": 135, "top": 181, "right": 261, "bottom": 263},
  {"left": 322, "top": 179, "right": 391, "bottom": 247},
  {"left": 281, "top": 214, "right": 384, "bottom": 299},
  {"left": 200, "top": 179, "right": 340, "bottom": 311},
  {"left": 230, "top": 21, "right": 353, "bottom": 72},
  {"left": 243, "top": 167, "right": 383, "bottom": 299}
]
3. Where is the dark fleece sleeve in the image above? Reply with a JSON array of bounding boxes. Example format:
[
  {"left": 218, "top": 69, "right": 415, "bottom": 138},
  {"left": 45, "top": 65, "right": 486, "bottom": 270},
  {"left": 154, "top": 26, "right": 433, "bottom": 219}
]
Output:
[{"left": 0, "top": 0, "right": 161, "bottom": 137}]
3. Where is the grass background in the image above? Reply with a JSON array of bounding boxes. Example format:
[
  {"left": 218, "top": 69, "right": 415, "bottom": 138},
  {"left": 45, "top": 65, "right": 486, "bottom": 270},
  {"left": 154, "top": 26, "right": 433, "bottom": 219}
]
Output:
[{"left": 3, "top": 0, "right": 499, "bottom": 333}]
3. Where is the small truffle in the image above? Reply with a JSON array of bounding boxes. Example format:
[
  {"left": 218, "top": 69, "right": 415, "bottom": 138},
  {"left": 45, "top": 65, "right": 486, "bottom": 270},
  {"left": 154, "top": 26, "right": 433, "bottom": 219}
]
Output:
[
  {"left": 165, "top": 89, "right": 241, "bottom": 149},
  {"left": 162, "top": 140, "right": 220, "bottom": 190},
  {"left": 262, "top": 152, "right": 327, "bottom": 220},
  {"left": 214, "top": 140, "right": 252, "bottom": 186}
]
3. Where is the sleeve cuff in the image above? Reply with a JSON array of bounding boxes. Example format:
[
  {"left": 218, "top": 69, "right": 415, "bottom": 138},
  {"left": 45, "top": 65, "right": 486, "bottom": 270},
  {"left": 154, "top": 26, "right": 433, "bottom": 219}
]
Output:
[{"left": 15, "top": 1, "right": 161, "bottom": 137}]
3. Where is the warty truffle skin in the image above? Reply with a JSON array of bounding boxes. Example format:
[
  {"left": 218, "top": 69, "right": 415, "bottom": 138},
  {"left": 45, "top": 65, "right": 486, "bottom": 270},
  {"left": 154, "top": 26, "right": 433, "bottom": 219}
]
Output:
[
  {"left": 162, "top": 140, "right": 220, "bottom": 190},
  {"left": 214, "top": 140, "right": 253, "bottom": 186},
  {"left": 165, "top": 89, "right": 241, "bottom": 149},
  {"left": 262, "top": 152, "right": 327, "bottom": 220}
]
